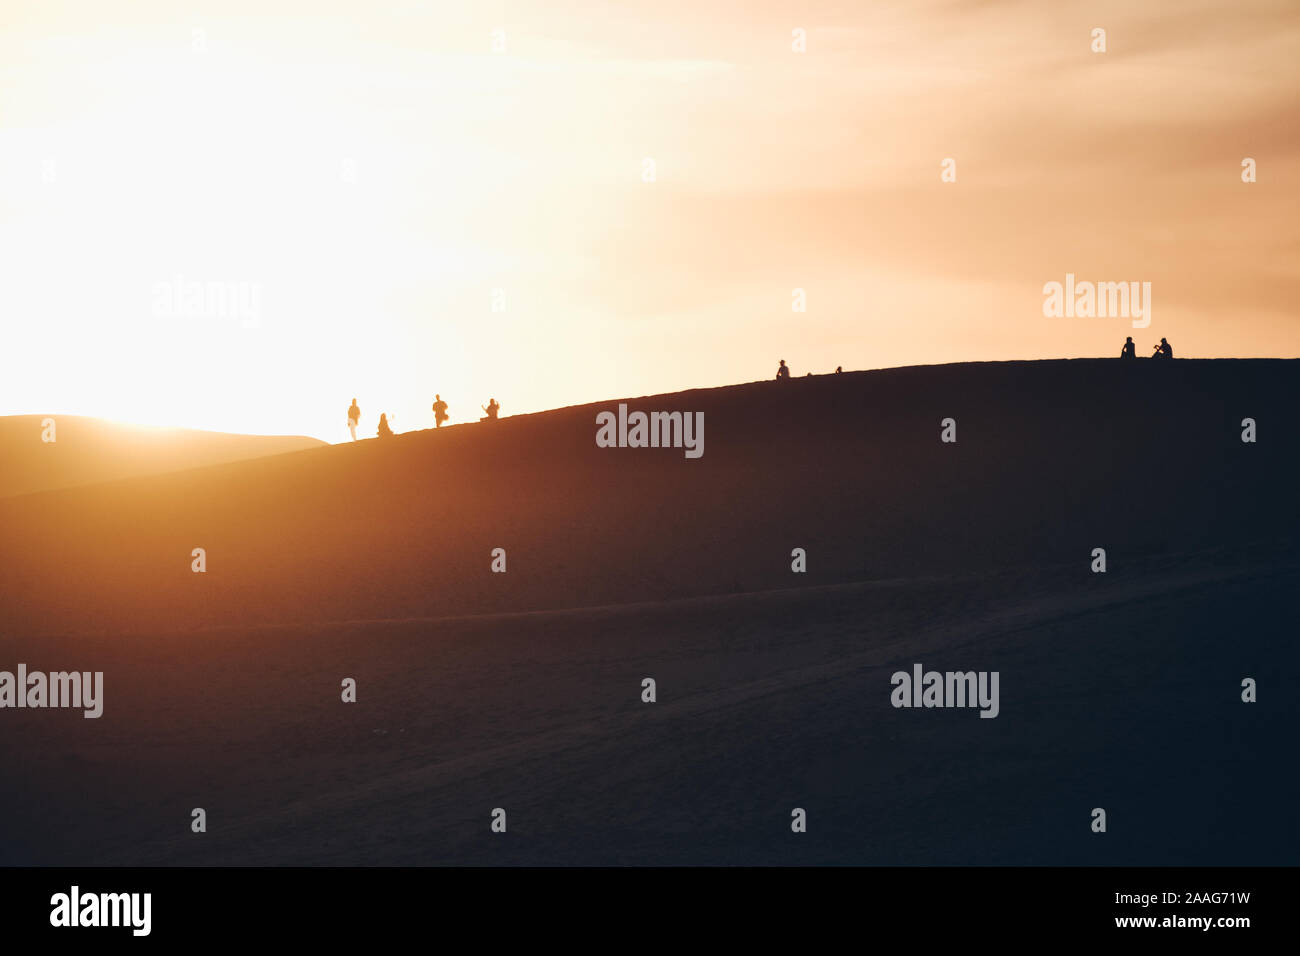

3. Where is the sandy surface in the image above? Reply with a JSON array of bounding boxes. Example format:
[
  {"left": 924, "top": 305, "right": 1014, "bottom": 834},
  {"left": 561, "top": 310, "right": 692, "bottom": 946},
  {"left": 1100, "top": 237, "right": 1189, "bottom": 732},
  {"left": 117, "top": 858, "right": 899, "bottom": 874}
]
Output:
[{"left": 1, "top": 360, "right": 1296, "bottom": 865}]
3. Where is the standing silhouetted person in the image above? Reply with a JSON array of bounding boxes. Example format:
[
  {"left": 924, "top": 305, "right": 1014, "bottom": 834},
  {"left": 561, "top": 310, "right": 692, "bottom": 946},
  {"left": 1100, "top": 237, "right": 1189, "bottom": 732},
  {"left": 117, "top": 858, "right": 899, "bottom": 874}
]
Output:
[
  {"left": 481, "top": 399, "right": 499, "bottom": 421},
  {"left": 347, "top": 398, "right": 360, "bottom": 440},
  {"left": 1120, "top": 337, "right": 1136, "bottom": 360},
  {"left": 775, "top": 359, "right": 790, "bottom": 381},
  {"left": 432, "top": 394, "right": 449, "bottom": 428},
  {"left": 377, "top": 413, "right": 394, "bottom": 438}
]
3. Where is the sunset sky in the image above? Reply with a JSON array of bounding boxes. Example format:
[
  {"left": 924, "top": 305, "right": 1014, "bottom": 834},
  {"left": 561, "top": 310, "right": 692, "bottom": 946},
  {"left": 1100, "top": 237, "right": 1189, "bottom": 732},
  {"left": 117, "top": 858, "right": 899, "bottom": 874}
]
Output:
[{"left": 1, "top": 0, "right": 1296, "bottom": 442}]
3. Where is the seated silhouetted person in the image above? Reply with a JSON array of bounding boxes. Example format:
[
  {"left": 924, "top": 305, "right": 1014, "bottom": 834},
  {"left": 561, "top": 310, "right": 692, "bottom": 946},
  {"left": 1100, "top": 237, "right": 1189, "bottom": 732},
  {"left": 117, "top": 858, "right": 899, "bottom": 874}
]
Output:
[
  {"left": 1152, "top": 337, "right": 1174, "bottom": 360},
  {"left": 1120, "top": 337, "right": 1136, "bottom": 360},
  {"left": 432, "top": 394, "right": 449, "bottom": 428},
  {"left": 775, "top": 359, "right": 790, "bottom": 381},
  {"left": 377, "top": 413, "right": 394, "bottom": 438},
  {"left": 481, "top": 399, "right": 500, "bottom": 421}
]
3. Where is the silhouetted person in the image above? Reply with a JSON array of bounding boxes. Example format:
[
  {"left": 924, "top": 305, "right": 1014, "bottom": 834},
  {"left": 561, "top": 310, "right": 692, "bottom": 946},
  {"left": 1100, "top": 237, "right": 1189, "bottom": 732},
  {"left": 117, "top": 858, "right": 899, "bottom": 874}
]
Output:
[
  {"left": 1152, "top": 337, "right": 1173, "bottom": 360},
  {"left": 377, "top": 413, "right": 394, "bottom": 438},
  {"left": 775, "top": 359, "right": 790, "bottom": 381},
  {"left": 1120, "top": 337, "right": 1136, "bottom": 360},
  {"left": 481, "top": 398, "right": 499, "bottom": 421},
  {"left": 432, "top": 395, "right": 449, "bottom": 428},
  {"left": 835, "top": 366, "right": 843, "bottom": 374},
  {"left": 347, "top": 398, "right": 360, "bottom": 441}
]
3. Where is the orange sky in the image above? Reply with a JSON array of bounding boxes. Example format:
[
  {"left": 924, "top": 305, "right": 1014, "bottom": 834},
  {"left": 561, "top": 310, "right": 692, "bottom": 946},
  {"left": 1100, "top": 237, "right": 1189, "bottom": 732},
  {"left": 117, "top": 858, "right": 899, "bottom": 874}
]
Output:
[{"left": 1, "top": 0, "right": 1296, "bottom": 442}]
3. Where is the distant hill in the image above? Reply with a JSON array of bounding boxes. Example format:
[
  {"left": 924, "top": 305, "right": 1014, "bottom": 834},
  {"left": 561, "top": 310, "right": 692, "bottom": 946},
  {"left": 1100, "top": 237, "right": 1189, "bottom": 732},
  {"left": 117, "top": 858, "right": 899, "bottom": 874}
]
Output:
[
  {"left": 0, "top": 415, "right": 325, "bottom": 498},
  {"left": 1, "top": 359, "right": 1295, "bottom": 637}
]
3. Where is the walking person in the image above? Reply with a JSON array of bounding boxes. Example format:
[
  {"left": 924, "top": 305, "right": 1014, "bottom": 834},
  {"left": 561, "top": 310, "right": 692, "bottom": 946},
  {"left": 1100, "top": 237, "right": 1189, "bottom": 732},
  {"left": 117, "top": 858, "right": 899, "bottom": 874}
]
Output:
[{"left": 347, "top": 398, "right": 361, "bottom": 441}]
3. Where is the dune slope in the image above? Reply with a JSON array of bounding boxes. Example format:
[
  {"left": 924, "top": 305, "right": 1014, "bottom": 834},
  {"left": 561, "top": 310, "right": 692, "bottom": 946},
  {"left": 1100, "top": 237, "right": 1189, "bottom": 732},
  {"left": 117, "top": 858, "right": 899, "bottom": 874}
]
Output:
[
  {"left": 0, "top": 359, "right": 1294, "bottom": 637},
  {"left": 0, "top": 359, "right": 1296, "bottom": 865}
]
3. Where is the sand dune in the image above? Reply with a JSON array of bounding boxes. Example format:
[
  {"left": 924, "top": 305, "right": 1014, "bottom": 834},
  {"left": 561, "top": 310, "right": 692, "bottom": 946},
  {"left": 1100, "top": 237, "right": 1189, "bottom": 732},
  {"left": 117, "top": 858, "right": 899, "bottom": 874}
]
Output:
[
  {"left": 0, "top": 415, "right": 325, "bottom": 499},
  {"left": 0, "top": 359, "right": 1295, "bottom": 636},
  {"left": 0, "top": 360, "right": 1296, "bottom": 865},
  {"left": 2, "top": 553, "right": 1294, "bottom": 866}
]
